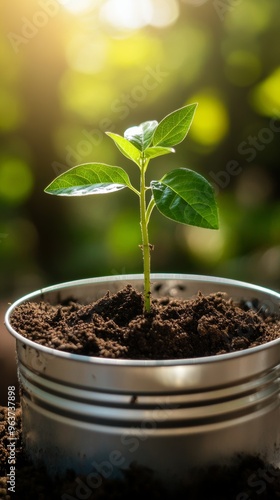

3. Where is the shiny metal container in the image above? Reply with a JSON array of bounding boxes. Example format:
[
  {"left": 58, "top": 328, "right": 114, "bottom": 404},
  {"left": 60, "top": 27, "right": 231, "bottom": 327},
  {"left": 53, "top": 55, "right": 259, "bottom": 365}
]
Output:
[{"left": 5, "top": 274, "right": 280, "bottom": 485}]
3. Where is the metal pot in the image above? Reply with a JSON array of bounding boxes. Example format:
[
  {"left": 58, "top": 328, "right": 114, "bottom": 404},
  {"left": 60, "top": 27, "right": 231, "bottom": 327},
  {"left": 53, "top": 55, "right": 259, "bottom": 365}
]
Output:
[{"left": 5, "top": 274, "right": 280, "bottom": 486}]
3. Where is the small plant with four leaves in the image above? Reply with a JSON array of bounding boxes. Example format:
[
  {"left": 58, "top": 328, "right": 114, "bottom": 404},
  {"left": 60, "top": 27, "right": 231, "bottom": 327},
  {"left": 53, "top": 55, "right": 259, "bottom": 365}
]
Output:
[{"left": 45, "top": 103, "right": 219, "bottom": 312}]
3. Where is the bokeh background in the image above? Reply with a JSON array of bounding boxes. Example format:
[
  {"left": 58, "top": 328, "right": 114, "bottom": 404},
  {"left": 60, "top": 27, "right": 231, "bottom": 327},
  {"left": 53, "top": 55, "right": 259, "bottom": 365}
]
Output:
[{"left": 0, "top": 0, "right": 280, "bottom": 303}]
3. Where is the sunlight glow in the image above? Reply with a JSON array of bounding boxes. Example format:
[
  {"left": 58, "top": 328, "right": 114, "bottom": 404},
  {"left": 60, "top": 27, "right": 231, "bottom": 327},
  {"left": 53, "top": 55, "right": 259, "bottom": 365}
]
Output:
[
  {"left": 181, "top": 0, "right": 208, "bottom": 5},
  {"left": 100, "top": 0, "right": 179, "bottom": 31},
  {"left": 150, "top": 0, "right": 179, "bottom": 28},
  {"left": 100, "top": 0, "right": 152, "bottom": 30},
  {"left": 58, "top": 0, "right": 97, "bottom": 14}
]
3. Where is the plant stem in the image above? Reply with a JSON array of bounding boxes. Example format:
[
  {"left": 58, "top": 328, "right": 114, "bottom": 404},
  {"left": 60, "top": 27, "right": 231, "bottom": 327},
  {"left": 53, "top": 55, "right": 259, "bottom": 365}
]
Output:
[
  {"left": 140, "top": 156, "right": 151, "bottom": 313},
  {"left": 146, "top": 197, "right": 155, "bottom": 225}
]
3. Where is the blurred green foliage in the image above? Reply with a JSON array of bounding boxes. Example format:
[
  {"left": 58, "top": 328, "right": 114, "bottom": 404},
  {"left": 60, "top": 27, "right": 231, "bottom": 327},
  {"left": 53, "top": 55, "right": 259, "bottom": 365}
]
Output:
[{"left": 0, "top": 0, "right": 280, "bottom": 299}]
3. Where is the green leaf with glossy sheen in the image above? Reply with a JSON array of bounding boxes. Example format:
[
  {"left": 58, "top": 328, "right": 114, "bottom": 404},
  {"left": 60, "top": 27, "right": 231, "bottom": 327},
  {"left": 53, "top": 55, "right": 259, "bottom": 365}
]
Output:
[
  {"left": 124, "top": 120, "right": 158, "bottom": 151},
  {"left": 151, "top": 168, "right": 219, "bottom": 229},
  {"left": 44, "top": 163, "right": 133, "bottom": 196},
  {"left": 106, "top": 132, "right": 141, "bottom": 166},
  {"left": 153, "top": 103, "right": 197, "bottom": 148},
  {"left": 144, "top": 146, "right": 175, "bottom": 160}
]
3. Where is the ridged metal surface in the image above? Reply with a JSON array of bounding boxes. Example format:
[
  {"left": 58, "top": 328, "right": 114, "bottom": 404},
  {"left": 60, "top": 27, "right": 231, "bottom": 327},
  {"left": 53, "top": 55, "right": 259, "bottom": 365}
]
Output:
[{"left": 5, "top": 274, "right": 280, "bottom": 483}]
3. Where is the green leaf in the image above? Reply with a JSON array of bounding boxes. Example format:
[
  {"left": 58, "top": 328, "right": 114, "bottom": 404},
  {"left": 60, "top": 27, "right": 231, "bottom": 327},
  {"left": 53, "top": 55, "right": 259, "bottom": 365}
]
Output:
[
  {"left": 124, "top": 120, "right": 158, "bottom": 151},
  {"left": 144, "top": 146, "right": 175, "bottom": 160},
  {"left": 153, "top": 103, "right": 198, "bottom": 148},
  {"left": 106, "top": 132, "right": 141, "bottom": 166},
  {"left": 44, "top": 163, "right": 133, "bottom": 196},
  {"left": 150, "top": 168, "right": 219, "bottom": 229}
]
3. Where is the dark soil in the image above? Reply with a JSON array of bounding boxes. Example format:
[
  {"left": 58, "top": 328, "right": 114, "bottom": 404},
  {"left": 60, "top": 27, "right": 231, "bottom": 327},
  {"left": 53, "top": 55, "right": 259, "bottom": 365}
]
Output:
[
  {"left": 4, "top": 288, "right": 280, "bottom": 498},
  {"left": 1, "top": 406, "right": 280, "bottom": 499},
  {"left": 10, "top": 285, "right": 280, "bottom": 359}
]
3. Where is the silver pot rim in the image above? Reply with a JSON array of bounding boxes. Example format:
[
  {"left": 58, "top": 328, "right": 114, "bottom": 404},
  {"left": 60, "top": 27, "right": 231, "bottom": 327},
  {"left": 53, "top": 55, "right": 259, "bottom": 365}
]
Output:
[{"left": 5, "top": 273, "right": 280, "bottom": 366}]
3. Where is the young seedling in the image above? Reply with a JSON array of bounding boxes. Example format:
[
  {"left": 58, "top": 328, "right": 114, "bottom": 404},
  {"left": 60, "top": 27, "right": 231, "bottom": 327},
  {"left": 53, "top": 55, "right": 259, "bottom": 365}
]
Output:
[{"left": 45, "top": 104, "right": 219, "bottom": 312}]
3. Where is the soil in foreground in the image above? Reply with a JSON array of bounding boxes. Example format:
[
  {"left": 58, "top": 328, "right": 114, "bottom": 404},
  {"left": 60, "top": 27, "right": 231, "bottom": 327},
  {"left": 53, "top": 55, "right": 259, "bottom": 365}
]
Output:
[
  {"left": 9, "top": 285, "right": 280, "bottom": 359},
  {"left": 1, "top": 406, "right": 280, "bottom": 500},
  {"left": 4, "top": 286, "right": 280, "bottom": 498}
]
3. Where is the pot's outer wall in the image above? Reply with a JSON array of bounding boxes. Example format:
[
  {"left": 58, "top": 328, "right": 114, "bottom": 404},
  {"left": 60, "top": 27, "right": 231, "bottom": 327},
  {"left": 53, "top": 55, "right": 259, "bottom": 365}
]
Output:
[{"left": 5, "top": 274, "right": 280, "bottom": 483}]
